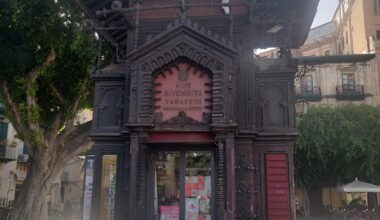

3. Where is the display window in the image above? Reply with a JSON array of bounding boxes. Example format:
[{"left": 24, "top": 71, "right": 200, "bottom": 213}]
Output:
[
  {"left": 151, "top": 150, "right": 213, "bottom": 220},
  {"left": 100, "top": 155, "right": 118, "bottom": 220}
]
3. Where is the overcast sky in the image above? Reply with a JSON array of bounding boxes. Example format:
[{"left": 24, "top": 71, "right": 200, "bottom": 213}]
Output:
[
  {"left": 256, "top": 0, "right": 340, "bottom": 51},
  {"left": 311, "top": 0, "right": 339, "bottom": 27}
]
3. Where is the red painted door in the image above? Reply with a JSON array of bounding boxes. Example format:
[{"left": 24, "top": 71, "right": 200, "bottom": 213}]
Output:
[{"left": 265, "top": 154, "right": 290, "bottom": 220}]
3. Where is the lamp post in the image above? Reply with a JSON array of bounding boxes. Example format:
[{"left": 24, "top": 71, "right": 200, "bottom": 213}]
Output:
[{"left": 295, "top": 99, "right": 309, "bottom": 116}]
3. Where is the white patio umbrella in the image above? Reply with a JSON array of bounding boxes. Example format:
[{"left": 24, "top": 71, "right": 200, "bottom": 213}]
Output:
[{"left": 338, "top": 178, "right": 380, "bottom": 193}]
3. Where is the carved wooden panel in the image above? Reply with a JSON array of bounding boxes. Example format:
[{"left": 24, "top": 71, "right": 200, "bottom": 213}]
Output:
[
  {"left": 125, "top": 19, "right": 239, "bottom": 129},
  {"left": 256, "top": 80, "right": 292, "bottom": 130},
  {"left": 235, "top": 142, "right": 255, "bottom": 219},
  {"left": 93, "top": 82, "right": 124, "bottom": 132},
  {"left": 128, "top": 64, "right": 139, "bottom": 124}
]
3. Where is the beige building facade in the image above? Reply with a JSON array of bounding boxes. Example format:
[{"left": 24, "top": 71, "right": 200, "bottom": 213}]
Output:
[
  {"left": 260, "top": 0, "right": 380, "bottom": 107},
  {"left": 297, "top": 22, "right": 337, "bottom": 56},
  {"left": 333, "top": 0, "right": 380, "bottom": 55},
  {"left": 292, "top": 0, "right": 380, "bottom": 107},
  {"left": 295, "top": 57, "right": 380, "bottom": 107}
]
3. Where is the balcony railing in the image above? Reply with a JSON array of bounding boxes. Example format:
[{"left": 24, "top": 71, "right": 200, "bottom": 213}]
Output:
[
  {"left": 0, "top": 144, "right": 17, "bottom": 161},
  {"left": 296, "top": 86, "right": 322, "bottom": 101},
  {"left": 336, "top": 85, "right": 365, "bottom": 100},
  {"left": 0, "top": 198, "right": 14, "bottom": 208}
]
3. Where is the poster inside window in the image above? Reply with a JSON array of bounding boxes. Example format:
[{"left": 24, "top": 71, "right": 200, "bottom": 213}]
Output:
[{"left": 100, "top": 155, "right": 117, "bottom": 220}]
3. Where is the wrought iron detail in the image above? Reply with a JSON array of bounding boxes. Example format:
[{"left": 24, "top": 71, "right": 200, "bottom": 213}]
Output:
[{"left": 295, "top": 63, "right": 315, "bottom": 82}]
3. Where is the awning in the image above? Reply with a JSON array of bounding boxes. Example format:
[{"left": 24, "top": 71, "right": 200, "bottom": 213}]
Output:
[
  {"left": 338, "top": 178, "right": 380, "bottom": 193},
  {"left": 295, "top": 54, "right": 376, "bottom": 65}
]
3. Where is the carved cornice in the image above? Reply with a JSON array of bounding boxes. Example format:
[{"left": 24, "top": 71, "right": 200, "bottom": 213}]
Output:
[
  {"left": 134, "top": 17, "right": 240, "bottom": 58},
  {"left": 163, "top": 111, "right": 204, "bottom": 125},
  {"left": 91, "top": 64, "right": 125, "bottom": 79},
  {"left": 153, "top": 111, "right": 210, "bottom": 131},
  {"left": 253, "top": 58, "right": 297, "bottom": 74},
  {"left": 126, "top": 18, "right": 240, "bottom": 63}
]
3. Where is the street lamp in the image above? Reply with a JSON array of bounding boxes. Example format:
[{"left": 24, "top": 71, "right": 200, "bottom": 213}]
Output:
[{"left": 295, "top": 99, "right": 309, "bottom": 116}]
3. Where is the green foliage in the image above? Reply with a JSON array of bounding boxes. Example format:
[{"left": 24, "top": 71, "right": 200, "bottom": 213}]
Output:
[
  {"left": 295, "top": 105, "right": 380, "bottom": 188},
  {"left": 0, "top": 0, "right": 97, "bottom": 130}
]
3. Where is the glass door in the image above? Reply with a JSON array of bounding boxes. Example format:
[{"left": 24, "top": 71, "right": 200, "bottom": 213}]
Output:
[{"left": 150, "top": 150, "right": 214, "bottom": 220}]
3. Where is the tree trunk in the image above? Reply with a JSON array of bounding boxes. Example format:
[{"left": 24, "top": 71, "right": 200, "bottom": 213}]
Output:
[
  {"left": 301, "top": 187, "right": 311, "bottom": 217},
  {"left": 11, "top": 151, "right": 63, "bottom": 220}
]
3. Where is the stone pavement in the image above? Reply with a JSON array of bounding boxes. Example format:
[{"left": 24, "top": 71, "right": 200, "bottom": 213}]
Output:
[{"left": 297, "top": 217, "right": 330, "bottom": 220}]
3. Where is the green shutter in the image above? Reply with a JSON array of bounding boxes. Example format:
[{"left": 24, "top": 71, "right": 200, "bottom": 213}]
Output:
[
  {"left": 0, "top": 122, "right": 7, "bottom": 157},
  {"left": 0, "top": 122, "right": 9, "bottom": 141},
  {"left": 23, "top": 143, "right": 30, "bottom": 154},
  {"left": 0, "top": 103, "right": 4, "bottom": 116}
]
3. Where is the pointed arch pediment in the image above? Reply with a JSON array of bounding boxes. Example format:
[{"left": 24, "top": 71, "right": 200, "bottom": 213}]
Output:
[
  {"left": 126, "top": 19, "right": 239, "bottom": 129},
  {"left": 127, "top": 18, "right": 240, "bottom": 67}
]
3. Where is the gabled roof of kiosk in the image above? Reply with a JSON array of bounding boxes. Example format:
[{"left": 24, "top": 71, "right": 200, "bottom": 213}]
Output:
[
  {"left": 75, "top": 0, "right": 319, "bottom": 49},
  {"left": 126, "top": 18, "right": 240, "bottom": 61},
  {"left": 338, "top": 178, "right": 380, "bottom": 193}
]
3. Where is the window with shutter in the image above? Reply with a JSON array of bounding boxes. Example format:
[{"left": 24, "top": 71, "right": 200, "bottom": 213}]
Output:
[
  {"left": 0, "top": 122, "right": 9, "bottom": 141},
  {"left": 342, "top": 73, "right": 355, "bottom": 91},
  {"left": 0, "top": 122, "right": 8, "bottom": 157},
  {"left": 301, "top": 75, "right": 313, "bottom": 93}
]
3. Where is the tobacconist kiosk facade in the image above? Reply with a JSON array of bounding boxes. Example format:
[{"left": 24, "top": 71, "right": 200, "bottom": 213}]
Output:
[{"left": 79, "top": 1, "right": 318, "bottom": 220}]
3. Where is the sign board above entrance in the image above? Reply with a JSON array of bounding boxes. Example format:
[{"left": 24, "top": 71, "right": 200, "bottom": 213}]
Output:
[{"left": 154, "top": 61, "right": 211, "bottom": 122}]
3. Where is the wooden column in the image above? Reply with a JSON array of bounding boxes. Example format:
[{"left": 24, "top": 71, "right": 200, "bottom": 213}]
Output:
[
  {"left": 128, "top": 132, "right": 139, "bottom": 220},
  {"left": 226, "top": 132, "right": 236, "bottom": 219},
  {"left": 215, "top": 135, "right": 227, "bottom": 220},
  {"left": 136, "top": 141, "right": 147, "bottom": 219}
]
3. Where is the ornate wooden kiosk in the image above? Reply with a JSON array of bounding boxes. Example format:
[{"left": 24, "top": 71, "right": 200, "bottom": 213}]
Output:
[{"left": 77, "top": 1, "right": 318, "bottom": 219}]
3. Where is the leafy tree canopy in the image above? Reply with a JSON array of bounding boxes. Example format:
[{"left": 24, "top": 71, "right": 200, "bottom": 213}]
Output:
[
  {"left": 295, "top": 104, "right": 380, "bottom": 188},
  {"left": 0, "top": 1, "right": 99, "bottom": 219},
  {"left": 0, "top": 0, "right": 96, "bottom": 145}
]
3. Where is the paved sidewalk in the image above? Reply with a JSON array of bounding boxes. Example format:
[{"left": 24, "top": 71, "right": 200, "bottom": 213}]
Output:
[{"left": 297, "top": 217, "right": 330, "bottom": 220}]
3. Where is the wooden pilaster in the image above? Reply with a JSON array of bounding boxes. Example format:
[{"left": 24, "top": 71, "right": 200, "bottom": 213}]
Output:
[{"left": 128, "top": 132, "right": 139, "bottom": 220}]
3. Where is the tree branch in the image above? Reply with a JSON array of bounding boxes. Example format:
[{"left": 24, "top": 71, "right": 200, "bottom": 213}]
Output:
[
  {"left": 58, "top": 121, "right": 93, "bottom": 162},
  {"left": 46, "top": 112, "right": 64, "bottom": 146},
  {"left": 27, "top": 48, "right": 56, "bottom": 81},
  {"left": 49, "top": 84, "right": 66, "bottom": 107},
  {"left": 55, "top": 78, "right": 89, "bottom": 147},
  {"left": 64, "top": 135, "right": 93, "bottom": 163},
  {"left": 71, "top": 79, "right": 88, "bottom": 113},
  {"left": 25, "top": 48, "right": 56, "bottom": 136},
  {"left": 0, "top": 82, "right": 27, "bottom": 136}
]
